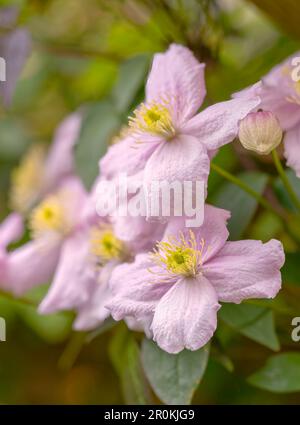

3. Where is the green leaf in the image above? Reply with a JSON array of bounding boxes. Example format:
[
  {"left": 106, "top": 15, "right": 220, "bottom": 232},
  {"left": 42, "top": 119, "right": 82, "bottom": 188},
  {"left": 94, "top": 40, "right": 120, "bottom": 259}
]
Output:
[
  {"left": 282, "top": 252, "right": 300, "bottom": 286},
  {"left": 274, "top": 169, "right": 300, "bottom": 212},
  {"left": 17, "top": 305, "right": 73, "bottom": 344},
  {"left": 141, "top": 338, "right": 210, "bottom": 405},
  {"left": 248, "top": 353, "right": 300, "bottom": 393},
  {"left": 109, "top": 325, "right": 150, "bottom": 404},
  {"left": 111, "top": 54, "right": 150, "bottom": 114},
  {"left": 75, "top": 101, "right": 122, "bottom": 188},
  {"left": 219, "top": 303, "right": 280, "bottom": 351},
  {"left": 211, "top": 171, "right": 268, "bottom": 240}
]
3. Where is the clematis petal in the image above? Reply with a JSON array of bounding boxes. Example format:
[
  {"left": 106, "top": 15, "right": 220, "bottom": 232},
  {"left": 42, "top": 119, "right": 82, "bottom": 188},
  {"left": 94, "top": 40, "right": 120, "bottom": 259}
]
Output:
[
  {"left": 164, "top": 204, "right": 230, "bottom": 263},
  {"left": 284, "top": 126, "right": 300, "bottom": 178},
  {"left": 146, "top": 44, "right": 206, "bottom": 123},
  {"left": 0, "top": 212, "right": 23, "bottom": 249},
  {"left": 182, "top": 97, "right": 260, "bottom": 151},
  {"left": 43, "top": 112, "right": 82, "bottom": 192},
  {"left": 107, "top": 253, "right": 173, "bottom": 321},
  {"left": 204, "top": 239, "right": 285, "bottom": 303},
  {"left": 39, "top": 230, "right": 97, "bottom": 314},
  {"left": 151, "top": 275, "right": 220, "bottom": 354},
  {"left": 143, "top": 134, "right": 210, "bottom": 190},
  {"left": 4, "top": 238, "right": 61, "bottom": 295},
  {"left": 99, "top": 135, "right": 158, "bottom": 179},
  {"left": 72, "top": 262, "right": 116, "bottom": 331}
]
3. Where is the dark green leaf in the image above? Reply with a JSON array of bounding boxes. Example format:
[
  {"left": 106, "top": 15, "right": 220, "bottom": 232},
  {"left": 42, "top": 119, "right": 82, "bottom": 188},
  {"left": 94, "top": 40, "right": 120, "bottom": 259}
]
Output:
[
  {"left": 75, "top": 101, "right": 121, "bottom": 188},
  {"left": 219, "top": 303, "right": 280, "bottom": 351},
  {"left": 282, "top": 252, "right": 300, "bottom": 286},
  {"left": 111, "top": 54, "right": 150, "bottom": 114},
  {"left": 248, "top": 352, "right": 300, "bottom": 393},
  {"left": 109, "top": 325, "right": 150, "bottom": 404},
  {"left": 141, "top": 338, "right": 209, "bottom": 405},
  {"left": 211, "top": 171, "right": 268, "bottom": 239}
]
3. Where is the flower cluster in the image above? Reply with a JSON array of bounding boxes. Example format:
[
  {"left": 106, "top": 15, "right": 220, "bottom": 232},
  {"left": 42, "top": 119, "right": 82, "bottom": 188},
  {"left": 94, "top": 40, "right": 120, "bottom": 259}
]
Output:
[{"left": 0, "top": 44, "right": 287, "bottom": 354}]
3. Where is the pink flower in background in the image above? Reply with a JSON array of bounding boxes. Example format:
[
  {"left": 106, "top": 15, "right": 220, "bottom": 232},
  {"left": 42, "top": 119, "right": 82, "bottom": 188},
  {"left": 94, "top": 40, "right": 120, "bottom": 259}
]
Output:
[
  {"left": 0, "top": 213, "right": 23, "bottom": 289},
  {"left": 10, "top": 112, "right": 82, "bottom": 214},
  {"left": 100, "top": 44, "right": 260, "bottom": 190},
  {"left": 1, "top": 177, "right": 87, "bottom": 296},
  {"left": 40, "top": 209, "right": 165, "bottom": 331},
  {"left": 234, "top": 52, "right": 300, "bottom": 176},
  {"left": 107, "top": 205, "right": 285, "bottom": 354}
]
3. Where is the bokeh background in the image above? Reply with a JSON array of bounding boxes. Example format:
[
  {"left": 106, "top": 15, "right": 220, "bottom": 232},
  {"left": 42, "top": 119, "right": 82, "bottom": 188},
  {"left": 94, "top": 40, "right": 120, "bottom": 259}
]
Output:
[{"left": 1, "top": 0, "right": 300, "bottom": 404}]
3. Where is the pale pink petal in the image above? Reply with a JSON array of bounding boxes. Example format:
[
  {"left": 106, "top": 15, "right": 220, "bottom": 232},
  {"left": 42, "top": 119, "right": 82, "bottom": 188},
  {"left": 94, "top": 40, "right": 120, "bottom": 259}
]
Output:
[
  {"left": 73, "top": 262, "right": 116, "bottom": 330},
  {"left": 204, "top": 239, "right": 284, "bottom": 303},
  {"left": 0, "top": 213, "right": 23, "bottom": 248},
  {"left": 182, "top": 97, "right": 260, "bottom": 150},
  {"left": 283, "top": 126, "right": 300, "bottom": 177},
  {"left": 143, "top": 134, "right": 210, "bottom": 189},
  {"left": 57, "top": 176, "right": 88, "bottom": 227},
  {"left": 113, "top": 215, "right": 165, "bottom": 253},
  {"left": 125, "top": 315, "right": 153, "bottom": 338},
  {"left": 146, "top": 44, "right": 206, "bottom": 123},
  {"left": 164, "top": 204, "right": 230, "bottom": 263},
  {"left": 151, "top": 275, "right": 220, "bottom": 354},
  {"left": 39, "top": 230, "right": 97, "bottom": 314},
  {"left": 43, "top": 112, "right": 82, "bottom": 192},
  {"left": 5, "top": 238, "right": 61, "bottom": 295},
  {"left": 107, "top": 253, "right": 173, "bottom": 320},
  {"left": 99, "top": 135, "right": 157, "bottom": 179}
]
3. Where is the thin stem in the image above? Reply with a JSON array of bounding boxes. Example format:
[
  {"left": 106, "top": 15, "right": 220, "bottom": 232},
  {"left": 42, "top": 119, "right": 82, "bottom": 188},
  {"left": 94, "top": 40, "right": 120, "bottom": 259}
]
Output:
[
  {"left": 210, "top": 162, "right": 300, "bottom": 245},
  {"left": 210, "top": 162, "right": 281, "bottom": 218},
  {"left": 272, "top": 148, "right": 300, "bottom": 214}
]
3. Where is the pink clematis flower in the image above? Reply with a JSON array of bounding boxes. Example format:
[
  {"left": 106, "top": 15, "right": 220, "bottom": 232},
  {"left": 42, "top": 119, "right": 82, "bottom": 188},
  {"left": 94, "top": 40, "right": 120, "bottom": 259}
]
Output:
[
  {"left": 38, "top": 176, "right": 166, "bottom": 331},
  {"left": 1, "top": 177, "right": 87, "bottom": 296},
  {"left": 100, "top": 44, "right": 260, "bottom": 190},
  {"left": 0, "top": 213, "right": 23, "bottom": 289},
  {"left": 234, "top": 52, "right": 300, "bottom": 176},
  {"left": 107, "top": 205, "right": 285, "bottom": 354},
  {"left": 10, "top": 112, "right": 82, "bottom": 214}
]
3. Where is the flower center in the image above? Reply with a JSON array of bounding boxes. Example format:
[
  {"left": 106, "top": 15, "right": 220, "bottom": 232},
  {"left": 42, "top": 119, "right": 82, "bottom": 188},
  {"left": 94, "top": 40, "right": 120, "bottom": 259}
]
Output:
[
  {"left": 90, "top": 227, "right": 127, "bottom": 264},
  {"left": 29, "top": 195, "right": 67, "bottom": 238},
  {"left": 129, "top": 101, "right": 175, "bottom": 138},
  {"left": 152, "top": 231, "right": 204, "bottom": 278},
  {"left": 10, "top": 145, "right": 45, "bottom": 213}
]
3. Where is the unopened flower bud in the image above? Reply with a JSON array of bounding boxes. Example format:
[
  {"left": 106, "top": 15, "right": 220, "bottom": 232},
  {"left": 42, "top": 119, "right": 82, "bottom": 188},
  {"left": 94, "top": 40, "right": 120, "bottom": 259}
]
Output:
[{"left": 238, "top": 111, "right": 283, "bottom": 155}]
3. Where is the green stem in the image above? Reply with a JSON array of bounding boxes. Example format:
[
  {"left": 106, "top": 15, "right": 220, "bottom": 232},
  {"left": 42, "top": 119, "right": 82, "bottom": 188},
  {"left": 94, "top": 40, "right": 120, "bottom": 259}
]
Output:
[
  {"left": 210, "top": 162, "right": 281, "bottom": 217},
  {"left": 210, "top": 162, "right": 300, "bottom": 245},
  {"left": 272, "top": 148, "right": 300, "bottom": 214}
]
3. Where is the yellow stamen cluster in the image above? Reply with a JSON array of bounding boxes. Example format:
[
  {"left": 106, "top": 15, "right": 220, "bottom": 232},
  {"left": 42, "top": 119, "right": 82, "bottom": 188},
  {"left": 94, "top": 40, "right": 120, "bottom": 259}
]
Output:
[
  {"left": 151, "top": 231, "right": 204, "bottom": 278},
  {"left": 10, "top": 145, "right": 45, "bottom": 213},
  {"left": 29, "top": 195, "right": 67, "bottom": 239},
  {"left": 129, "top": 101, "right": 175, "bottom": 138},
  {"left": 90, "top": 227, "right": 127, "bottom": 264}
]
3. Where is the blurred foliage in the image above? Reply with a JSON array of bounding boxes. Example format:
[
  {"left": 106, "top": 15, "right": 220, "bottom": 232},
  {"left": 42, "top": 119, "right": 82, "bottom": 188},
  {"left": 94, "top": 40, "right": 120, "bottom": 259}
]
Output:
[{"left": 0, "top": 0, "right": 300, "bottom": 405}]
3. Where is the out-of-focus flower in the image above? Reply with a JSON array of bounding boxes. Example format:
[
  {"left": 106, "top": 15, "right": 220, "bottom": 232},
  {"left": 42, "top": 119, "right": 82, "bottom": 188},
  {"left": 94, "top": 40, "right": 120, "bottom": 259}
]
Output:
[
  {"left": 234, "top": 52, "right": 300, "bottom": 175},
  {"left": 0, "top": 213, "right": 23, "bottom": 288},
  {"left": 10, "top": 112, "right": 82, "bottom": 214},
  {"left": 100, "top": 44, "right": 260, "bottom": 193},
  {"left": 107, "top": 205, "right": 285, "bottom": 354},
  {"left": 238, "top": 110, "right": 283, "bottom": 155},
  {"left": 39, "top": 179, "right": 165, "bottom": 331},
  {"left": 1, "top": 177, "right": 87, "bottom": 296}
]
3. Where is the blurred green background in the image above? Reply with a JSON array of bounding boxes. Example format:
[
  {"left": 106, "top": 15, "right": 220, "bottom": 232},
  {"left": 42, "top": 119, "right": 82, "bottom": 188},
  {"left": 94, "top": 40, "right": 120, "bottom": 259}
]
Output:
[{"left": 1, "top": 0, "right": 300, "bottom": 404}]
